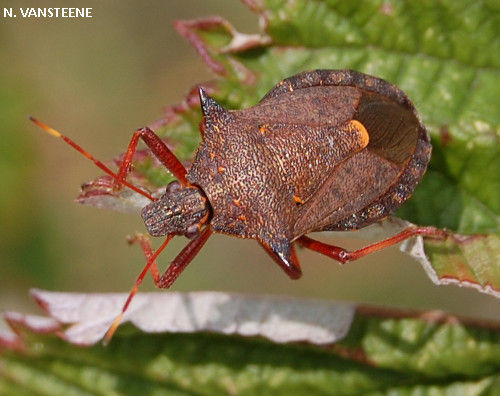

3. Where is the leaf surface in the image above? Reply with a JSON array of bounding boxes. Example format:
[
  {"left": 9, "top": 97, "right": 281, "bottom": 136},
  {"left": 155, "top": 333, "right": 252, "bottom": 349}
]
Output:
[{"left": 2, "top": 291, "right": 500, "bottom": 395}]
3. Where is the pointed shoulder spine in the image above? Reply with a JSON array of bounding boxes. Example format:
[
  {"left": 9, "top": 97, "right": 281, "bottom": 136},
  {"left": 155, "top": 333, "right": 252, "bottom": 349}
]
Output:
[{"left": 199, "top": 88, "right": 228, "bottom": 118}]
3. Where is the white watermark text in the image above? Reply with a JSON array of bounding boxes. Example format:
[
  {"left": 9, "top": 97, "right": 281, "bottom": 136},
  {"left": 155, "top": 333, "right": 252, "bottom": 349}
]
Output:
[{"left": 3, "top": 7, "right": 93, "bottom": 18}]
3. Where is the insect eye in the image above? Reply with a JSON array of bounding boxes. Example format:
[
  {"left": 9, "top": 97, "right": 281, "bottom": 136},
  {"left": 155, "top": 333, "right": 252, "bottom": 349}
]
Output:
[{"left": 166, "top": 180, "right": 182, "bottom": 194}]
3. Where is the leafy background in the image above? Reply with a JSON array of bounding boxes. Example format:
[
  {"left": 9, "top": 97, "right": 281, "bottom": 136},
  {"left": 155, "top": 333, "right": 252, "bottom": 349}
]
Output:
[
  {"left": 1, "top": 0, "right": 500, "bottom": 393},
  {"left": 1, "top": 0, "right": 499, "bottom": 335}
]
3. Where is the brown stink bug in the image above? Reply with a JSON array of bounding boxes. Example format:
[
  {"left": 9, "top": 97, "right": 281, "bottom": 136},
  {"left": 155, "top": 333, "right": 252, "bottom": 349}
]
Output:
[{"left": 31, "top": 69, "right": 445, "bottom": 342}]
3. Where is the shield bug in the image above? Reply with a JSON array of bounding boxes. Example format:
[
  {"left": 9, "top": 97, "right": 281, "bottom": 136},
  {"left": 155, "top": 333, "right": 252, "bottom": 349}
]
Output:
[{"left": 31, "top": 69, "right": 445, "bottom": 342}]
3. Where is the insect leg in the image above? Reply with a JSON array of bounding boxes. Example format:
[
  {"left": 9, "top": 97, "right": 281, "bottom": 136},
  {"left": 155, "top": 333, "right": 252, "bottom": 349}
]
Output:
[
  {"left": 104, "top": 227, "right": 212, "bottom": 343},
  {"left": 127, "top": 233, "right": 162, "bottom": 283},
  {"left": 127, "top": 230, "right": 212, "bottom": 297},
  {"left": 297, "top": 226, "right": 447, "bottom": 264},
  {"left": 104, "top": 233, "right": 173, "bottom": 344},
  {"left": 156, "top": 227, "right": 212, "bottom": 288},
  {"left": 114, "top": 126, "right": 189, "bottom": 189}
]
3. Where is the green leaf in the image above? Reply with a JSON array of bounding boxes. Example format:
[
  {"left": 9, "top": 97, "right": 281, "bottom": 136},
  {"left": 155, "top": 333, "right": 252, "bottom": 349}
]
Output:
[
  {"left": 425, "top": 234, "right": 500, "bottom": 296},
  {"left": 2, "top": 292, "right": 500, "bottom": 395}
]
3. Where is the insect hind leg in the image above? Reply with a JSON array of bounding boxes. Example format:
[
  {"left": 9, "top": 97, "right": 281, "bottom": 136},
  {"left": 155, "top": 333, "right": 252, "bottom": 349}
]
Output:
[{"left": 297, "top": 226, "right": 447, "bottom": 264}]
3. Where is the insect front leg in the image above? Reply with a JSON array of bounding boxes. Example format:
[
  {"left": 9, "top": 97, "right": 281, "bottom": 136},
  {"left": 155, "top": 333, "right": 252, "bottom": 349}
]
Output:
[
  {"left": 156, "top": 227, "right": 212, "bottom": 288},
  {"left": 104, "top": 228, "right": 212, "bottom": 343},
  {"left": 114, "top": 127, "right": 189, "bottom": 190},
  {"left": 297, "top": 226, "right": 447, "bottom": 264},
  {"left": 129, "top": 228, "right": 212, "bottom": 288},
  {"left": 127, "top": 234, "right": 163, "bottom": 283}
]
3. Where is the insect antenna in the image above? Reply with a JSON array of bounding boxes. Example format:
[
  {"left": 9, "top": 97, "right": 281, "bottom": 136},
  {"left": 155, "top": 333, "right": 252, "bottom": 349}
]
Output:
[{"left": 29, "top": 116, "right": 155, "bottom": 201}]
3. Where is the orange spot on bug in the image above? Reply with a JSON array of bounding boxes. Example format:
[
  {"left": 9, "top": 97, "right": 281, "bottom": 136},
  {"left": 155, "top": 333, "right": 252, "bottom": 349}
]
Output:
[
  {"left": 293, "top": 195, "right": 305, "bottom": 204},
  {"left": 348, "top": 120, "right": 370, "bottom": 149}
]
